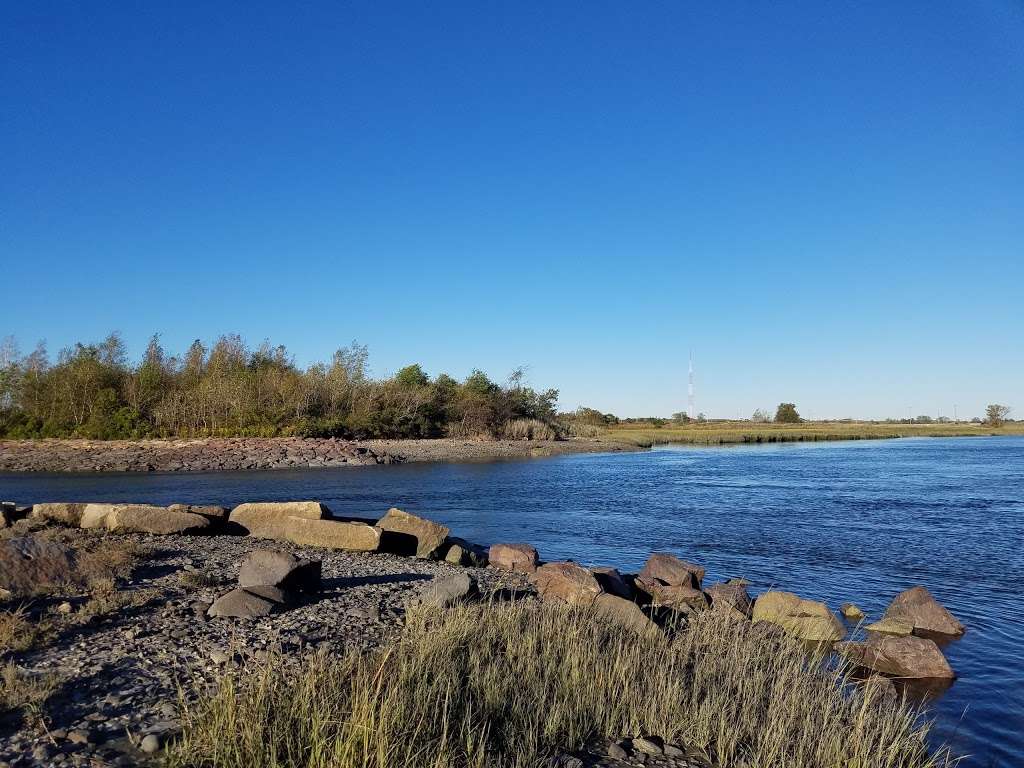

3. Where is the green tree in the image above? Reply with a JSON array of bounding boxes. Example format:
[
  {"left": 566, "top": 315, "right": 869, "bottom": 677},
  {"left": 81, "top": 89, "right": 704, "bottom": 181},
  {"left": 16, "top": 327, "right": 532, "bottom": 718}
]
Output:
[
  {"left": 394, "top": 364, "right": 429, "bottom": 388},
  {"left": 986, "top": 404, "right": 1011, "bottom": 427},
  {"left": 774, "top": 403, "right": 801, "bottom": 423}
]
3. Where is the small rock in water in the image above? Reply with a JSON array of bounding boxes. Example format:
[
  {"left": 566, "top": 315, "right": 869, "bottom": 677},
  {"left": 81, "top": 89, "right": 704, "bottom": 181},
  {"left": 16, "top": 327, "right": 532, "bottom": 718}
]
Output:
[{"left": 841, "top": 602, "right": 866, "bottom": 621}]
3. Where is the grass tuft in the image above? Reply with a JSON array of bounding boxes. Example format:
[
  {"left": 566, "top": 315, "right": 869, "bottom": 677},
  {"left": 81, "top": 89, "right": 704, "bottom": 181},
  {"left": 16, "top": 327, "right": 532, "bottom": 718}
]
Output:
[
  {"left": 0, "top": 661, "right": 58, "bottom": 720},
  {"left": 0, "top": 606, "right": 45, "bottom": 655},
  {"left": 168, "top": 600, "right": 954, "bottom": 768}
]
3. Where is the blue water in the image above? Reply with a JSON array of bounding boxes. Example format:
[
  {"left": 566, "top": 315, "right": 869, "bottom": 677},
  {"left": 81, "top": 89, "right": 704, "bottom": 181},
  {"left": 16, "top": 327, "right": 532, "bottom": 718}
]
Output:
[{"left": 2, "top": 436, "right": 1022, "bottom": 766}]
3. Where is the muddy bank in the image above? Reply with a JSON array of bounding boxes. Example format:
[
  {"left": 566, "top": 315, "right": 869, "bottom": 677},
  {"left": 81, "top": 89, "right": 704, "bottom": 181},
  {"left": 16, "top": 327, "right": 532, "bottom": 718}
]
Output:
[{"left": 0, "top": 437, "right": 640, "bottom": 473}]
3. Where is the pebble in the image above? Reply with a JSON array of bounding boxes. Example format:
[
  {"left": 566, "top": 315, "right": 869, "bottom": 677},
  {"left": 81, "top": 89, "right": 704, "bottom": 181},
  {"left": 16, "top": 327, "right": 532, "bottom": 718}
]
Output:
[{"left": 140, "top": 734, "right": 161, "bottom": 754}]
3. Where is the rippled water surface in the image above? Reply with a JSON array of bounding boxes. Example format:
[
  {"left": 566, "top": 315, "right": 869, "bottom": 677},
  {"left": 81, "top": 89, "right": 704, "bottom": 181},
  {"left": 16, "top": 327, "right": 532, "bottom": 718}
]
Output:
[{"left": 3, "top": 437, "right": 1023, "bottom": 766}]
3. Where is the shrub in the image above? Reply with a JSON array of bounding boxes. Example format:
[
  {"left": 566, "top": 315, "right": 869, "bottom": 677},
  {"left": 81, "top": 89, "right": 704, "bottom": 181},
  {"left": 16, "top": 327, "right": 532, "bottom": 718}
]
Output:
[
  {"left": 169, "top": 601, "right": 952, "bottom": 768},
  {"left": 775, "top": 403, "right": 802, "bottom": 423}
]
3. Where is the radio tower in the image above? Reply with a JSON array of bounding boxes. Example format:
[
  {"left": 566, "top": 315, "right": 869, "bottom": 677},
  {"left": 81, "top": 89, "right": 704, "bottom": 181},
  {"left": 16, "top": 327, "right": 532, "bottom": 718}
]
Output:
[{"left": 687, "top": 352, "right": 695, "bottom": 420}]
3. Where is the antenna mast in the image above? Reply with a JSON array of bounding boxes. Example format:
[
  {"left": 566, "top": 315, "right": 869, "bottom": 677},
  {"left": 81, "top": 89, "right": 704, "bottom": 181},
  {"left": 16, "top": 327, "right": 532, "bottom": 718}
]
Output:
[{"left": 688, "top": 352, "right": 695, "bottom": 420}]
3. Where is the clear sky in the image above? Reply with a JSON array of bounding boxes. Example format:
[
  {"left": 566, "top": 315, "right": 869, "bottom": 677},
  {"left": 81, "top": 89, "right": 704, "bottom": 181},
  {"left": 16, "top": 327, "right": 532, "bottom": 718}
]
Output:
[{"left": 3, "top": 2, "right": 1022, "bottom": 420}]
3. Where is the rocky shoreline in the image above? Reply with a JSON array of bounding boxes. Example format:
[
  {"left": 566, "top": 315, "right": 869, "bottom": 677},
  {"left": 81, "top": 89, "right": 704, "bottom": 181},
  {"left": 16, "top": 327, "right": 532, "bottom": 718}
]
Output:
[
  {"left": 0, "top": 501, "right": 964, "bottom": 767},
  {"left": 0, "top": 437, "right": 640, "bottom": 473}
]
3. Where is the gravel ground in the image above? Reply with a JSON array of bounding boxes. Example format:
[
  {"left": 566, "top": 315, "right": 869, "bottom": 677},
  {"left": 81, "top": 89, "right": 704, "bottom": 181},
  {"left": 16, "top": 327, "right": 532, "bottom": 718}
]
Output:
[{"left": 0, "top": 531, "right": 525, "bottom": 767}]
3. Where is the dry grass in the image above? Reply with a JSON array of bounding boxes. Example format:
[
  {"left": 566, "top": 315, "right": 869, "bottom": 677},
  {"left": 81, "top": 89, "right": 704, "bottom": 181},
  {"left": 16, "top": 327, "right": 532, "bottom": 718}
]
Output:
[
  {"left": 76, "top": 578, "right": 156, "bottom": 621},
  {"left": 76, "top": 539, "right": 148, "bottom": 583},
  {"left": 168, "top": 601, "right": 953, "bottom": 768},
  {"left": 0, "top": 535, "right": 146, "bottom": 599},
  {"left": 604, "top": 421, "right": 1024, "bottom": 448},
  {"left": 0, "top": 661, "right": 58, "bottom": 719},
  {"left": 178, "top": 570, "right": 229, "bottom": 590},
  {"left": 0, "top": 607, "right": 44, "bottom": 655},
  {"left": 502, "top": 419, "right": 557, "bottom": 441}
]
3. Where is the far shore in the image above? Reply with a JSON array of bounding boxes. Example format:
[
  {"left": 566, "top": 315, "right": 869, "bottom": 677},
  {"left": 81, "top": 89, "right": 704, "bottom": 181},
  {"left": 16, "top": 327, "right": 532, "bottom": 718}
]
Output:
[
  {"left": 0, "top": 436, "right": 642, "bottom": 473},
  {"left": 1, "top": 423, "right": 1022, "bottom": 473}
]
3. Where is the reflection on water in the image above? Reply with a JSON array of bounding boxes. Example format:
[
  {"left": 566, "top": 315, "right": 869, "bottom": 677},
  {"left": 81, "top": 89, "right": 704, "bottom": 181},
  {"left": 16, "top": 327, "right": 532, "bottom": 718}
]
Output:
[{"left": 2, "top": 436, "right": 1022, "bottom": 766}]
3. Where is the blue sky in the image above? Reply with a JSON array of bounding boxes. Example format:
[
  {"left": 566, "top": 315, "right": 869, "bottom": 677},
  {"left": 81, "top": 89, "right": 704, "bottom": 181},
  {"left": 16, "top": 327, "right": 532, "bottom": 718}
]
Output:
[{"left": 2, "top": 2, "right": 1022, "bottom": 419}]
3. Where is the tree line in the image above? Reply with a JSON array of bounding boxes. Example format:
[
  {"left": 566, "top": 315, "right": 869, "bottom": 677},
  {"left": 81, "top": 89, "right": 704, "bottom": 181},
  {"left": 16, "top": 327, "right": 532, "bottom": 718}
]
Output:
[{"left": 0, "top": 333, "right": 560, "bottom": 440}]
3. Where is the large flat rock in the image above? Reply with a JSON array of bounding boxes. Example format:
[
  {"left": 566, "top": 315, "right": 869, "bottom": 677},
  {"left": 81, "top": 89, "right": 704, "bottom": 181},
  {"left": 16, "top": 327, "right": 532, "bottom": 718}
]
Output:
[
  {"left": 228, "top": 501, "right": 328, "bottom": 538},
  {"left": 284, "top": 517, "right": 381, "bottom": 551}
]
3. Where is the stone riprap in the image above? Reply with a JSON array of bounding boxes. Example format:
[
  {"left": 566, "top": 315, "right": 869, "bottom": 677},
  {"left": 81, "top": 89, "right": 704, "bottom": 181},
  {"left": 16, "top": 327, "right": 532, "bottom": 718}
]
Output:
[{"left": 0, "top": 437, "right": 397, "bottom": 472}]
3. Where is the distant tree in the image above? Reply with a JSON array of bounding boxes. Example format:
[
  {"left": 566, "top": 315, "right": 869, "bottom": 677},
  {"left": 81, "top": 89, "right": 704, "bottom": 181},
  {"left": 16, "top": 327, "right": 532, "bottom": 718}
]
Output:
[
  {"left": 671, "top": 411, "right": 691, "bottom": 424},
  {"left": 986, "top": 404, "right": 1011, "bottom": 427},
  {"left": 463, "top": 369, "right": 498, "bottom": 396},
  {"left": 394, "top": 364, "right": 429, "bottom": 388},
  {"left": 696, "top": 412, "right": 707, "bottom": 423},
  {"left": 751, "top": 409, "right": 771, "bottom": 423},
  {"left": 774, "top": 403, "right": 801, "bottom": 423},
  {"left": 914, "top": 415, "right": 933, "bottom": 424}
]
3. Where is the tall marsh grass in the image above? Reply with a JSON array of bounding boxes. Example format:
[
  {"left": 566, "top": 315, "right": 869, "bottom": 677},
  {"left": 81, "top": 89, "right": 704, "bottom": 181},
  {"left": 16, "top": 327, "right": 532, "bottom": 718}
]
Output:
[
  {"left": 502, "top": 419, "right": 556, "bottom": 441},
  {"left": 169, "top": 601, "right": 953, "bottom": 768},
  {"left": 604, "top": 421, "right": 1024, "bottom": 448}
]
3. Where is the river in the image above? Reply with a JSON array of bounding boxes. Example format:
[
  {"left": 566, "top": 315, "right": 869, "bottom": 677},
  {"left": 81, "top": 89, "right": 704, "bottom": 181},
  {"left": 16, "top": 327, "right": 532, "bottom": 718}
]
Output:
[{"left": 2, "top": 436, "right": 1022, "bottom": 766}]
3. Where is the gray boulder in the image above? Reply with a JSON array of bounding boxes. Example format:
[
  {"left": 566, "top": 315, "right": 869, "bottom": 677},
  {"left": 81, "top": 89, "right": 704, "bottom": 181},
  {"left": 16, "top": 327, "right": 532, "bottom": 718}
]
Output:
[
  {"left": 418, "top": 573, "right": 477, "bottom": 609},
  {"left": 207, "top": 587, "right": 289, "bottom": 618},
  {"left": 238, "top": 550, "right": 321, "bottom": 594}
]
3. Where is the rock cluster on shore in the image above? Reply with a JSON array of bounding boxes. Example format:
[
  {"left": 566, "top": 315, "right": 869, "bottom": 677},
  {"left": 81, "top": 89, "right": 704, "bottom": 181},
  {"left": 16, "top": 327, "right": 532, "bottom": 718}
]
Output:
[{"left": 0, "top": 498, "right": 968, "bottom": 767}]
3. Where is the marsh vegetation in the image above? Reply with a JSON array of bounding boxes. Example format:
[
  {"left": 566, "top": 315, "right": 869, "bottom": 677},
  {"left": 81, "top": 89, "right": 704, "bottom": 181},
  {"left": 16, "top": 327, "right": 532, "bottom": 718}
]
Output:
[{"left": 169, "top": 600, "right": 952, "bottom": 768}]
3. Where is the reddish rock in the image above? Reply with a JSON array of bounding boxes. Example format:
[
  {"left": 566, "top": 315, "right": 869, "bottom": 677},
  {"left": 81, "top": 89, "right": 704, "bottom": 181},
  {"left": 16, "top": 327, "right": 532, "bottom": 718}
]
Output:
[
  {"left": 883, "top": 586, "right": 965, "bottom": 638},
  {"left": 590, "top": 567, "right": 634, "bottom": 600},
  {"left": 638, "top": 552, "right": 705, "bottom": 588},
  {"left": 837, "top": 635, "right": 955, "bottom": 679},
  {"left": 488, "top": 543, "right": 539, "bottom": 573},
  {"left": 534, "top": 562, "right": 602, "bottom": 605},
  {"left": 706, "top": 581, "right": 753, "bottom": 619}
]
